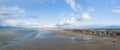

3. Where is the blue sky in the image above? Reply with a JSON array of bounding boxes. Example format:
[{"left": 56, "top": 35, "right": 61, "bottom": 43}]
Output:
[{"left": 0, "top": 0, "right": 120, "bottom": 28}]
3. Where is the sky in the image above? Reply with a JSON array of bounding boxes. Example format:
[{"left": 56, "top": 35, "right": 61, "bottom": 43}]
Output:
[{"left": 0, "top": 0, "right": 120, "bottom": 28}]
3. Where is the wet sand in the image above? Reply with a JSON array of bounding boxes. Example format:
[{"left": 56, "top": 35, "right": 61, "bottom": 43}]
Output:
[{"left": 12, "top": 29, "right": 120, "bottom": 50}]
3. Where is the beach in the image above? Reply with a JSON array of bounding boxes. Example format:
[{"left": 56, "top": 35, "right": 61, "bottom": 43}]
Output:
[{"left": 11, "top": 29, "right": 120, "bottom": 50}]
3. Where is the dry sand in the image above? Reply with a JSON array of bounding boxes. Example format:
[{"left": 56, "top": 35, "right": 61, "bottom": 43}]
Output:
[{"left": 12, "top": 29, "right": 120, "bottom": 50}]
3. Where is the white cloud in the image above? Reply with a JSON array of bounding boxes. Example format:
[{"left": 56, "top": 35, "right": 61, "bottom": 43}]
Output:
[
  {"left": 0, "top": 19, "right": 44, "bottom": 28},
  {"left": 66, "top": 0, "right": 75, "bottom": 10},
  {"left": 0, "top": 6, "right": 25, "bottom": 19},
  {"left": 1, "top": 19, "right": 19, "bottom": 26},
  {"left": 0, "top": 6, "right": 25, "bottom": 14},
  {"left": 65, "top": 0, "right": 83, "bottom": 12},
  {"left": 0, "top": 6, "right": 46, "bottom": 28},
  {"left": 80, "top": 13, "right": 92, "bottom": 20},
  {"left": 111, "top": 9, "right": 120, "bottom": 13},
  {"left": 57, "top": 13, "right": 92, "bottom": 27},
  {"left": 59, "top": 17, "right": 77, "bottom": 25},
  {"left": 63, "top": 0, "right": 93, "bottom": 27},
  {"left": 43, "top": 24, "right": 56, "bottom": 28}
]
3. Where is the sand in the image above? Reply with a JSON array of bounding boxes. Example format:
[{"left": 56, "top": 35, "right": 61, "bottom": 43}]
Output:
[{"left": 12, "top": 29, "right": 120, "bottom": 50}]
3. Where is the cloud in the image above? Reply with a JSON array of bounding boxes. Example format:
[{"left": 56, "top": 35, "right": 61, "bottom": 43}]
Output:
[
  {"left": 0, "top": 6, "right": 45, "bottom": 28},
  {"left": 57, "top": 13, "right": 92, "bottom": 27},
  {"left": 0, "top": 6, "right": 25, "bottom": 14},
  {"left": 111, "top": 9, "right": 120, "bottom": 13},
  {"left": 59, "top": 17, "right": 77, "bottom": 25},
  {"left": 65, "top": 0, "right": 75, "bottom": 10},
  {"left": 0, "top": 19, "right": 43, "bottom": 28},
  {"left": 65, "top": 0, "right": 83, "bottom": 12},
  {"left": 43, "top": 24, "right": 56, "bottom": 28},
  {"left": 79, "top": 13, "right": 92, "bottom": 20},
  {"left": 0, "top": 6, "right": 25, "bottom": 19},
  {"left": 62, "top": 0, "right": 93, "bottom": 28},
  {"left": 0, "top": 6, "right": 25, "bottom": 27}
]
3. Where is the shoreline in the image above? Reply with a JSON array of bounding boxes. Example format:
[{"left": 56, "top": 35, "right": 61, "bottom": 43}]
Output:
[
  {"left": 50, "top": 29, "right": 120, "bottom": 41},
  {"left": 12, "top": 29, "right": 120, "bottom": 50}
]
